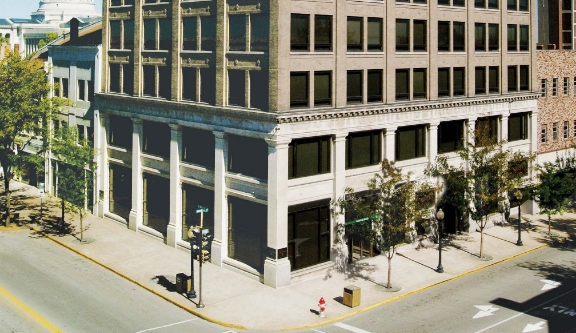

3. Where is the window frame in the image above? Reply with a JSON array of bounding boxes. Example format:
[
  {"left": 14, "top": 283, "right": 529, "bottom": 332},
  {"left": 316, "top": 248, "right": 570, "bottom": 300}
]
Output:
[
  {"left": 288, "top": 136, "right": 332, "bottom": 179},
  {"left": 346, "top": 130, "right": 382, "bottom": 169}
]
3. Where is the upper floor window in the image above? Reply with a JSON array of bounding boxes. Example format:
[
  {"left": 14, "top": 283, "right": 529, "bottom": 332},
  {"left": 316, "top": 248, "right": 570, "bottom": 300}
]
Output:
[
  {"left": 291, "top": 14, "right": 309, "bottom": 51},
  {"left": 519, "top": 66, "right": 529, "bottom": 91},
  {"left": 228, "top": 135, "right": 268, "bottom": 180},
  {"left": 110, "top": 20, "right": 134, "bottom": 50},
  {"left": 439, "top": 21, "right": 465, "bottom": 52},
  {"left": 519, "top": 25, "right": 529, "bottom": 51},
  {"left": 290, "top": 72, "right": 309, "bottom": 108},
  {"left": 476, "top": 116, "right": 499, "bottom": 145},
  {"left": 552, "top": 78, "right": 558, "bottom": 96},
  {"left": 508, "top": 113, "right": 528, "bottom": 141},
  {"left": 438, "top": 120, "right": 465, "bottom": 153},
  {"left": 367, "top": 18, "right": 383, "bottom": 51},
  {"left": 143, "top": 120, "right": 170, "bottom": 157},
  {"left": 346, "top": 131, "right": 381, "bottom": 169},
  {"left": 564, "top": 77, "right": 569, "bottom": 95},
  {"left": 541, "top": 79, "right": 547, "bottom": 97},
  {"left": 288, "top": 136, "right": 331, "bottom": 179},
  {"left": 396, "top": 68, "right": 427, "bottom": 101},
  {"left": 143, "top": 18, "right": 171, "bottom": 50},
  {"left": 111, "top": 0, "right": 134, "bottom": 5},
  {"left": 507, "top": 24, "right": 517, "bottom": 51},
  {"left": 396, "top": 19, "right": 427, "bottom": 52},
  {"left": 229, "top": 15, "right": 246, "bottom": 51},
  {"left": 142, "top": 65, "right": 171, "bottom": 99},
  {"left": 368, "top": 70, "right": 383, "bottom": 103},
  {"left": 314, "top": 71, "right": 332, "bottom": 107},
  {"left": 347, "top": 17, "right": 363, "bottom": 51},
  {"left": 508, "top": 66, "right": 517, "bottom": 92},
  {"left": 476, "top": 0, "right": 498, "bottom": 9},
  {"left": 183, "top": 16, "right": 216, "bottom": 51},
  {"left": 347, "top": 70, "right": 363, "bottom": 104},
  {"left": 438, "top": 0, "right": 465, "bottom": 6},
  {"left": 109, "top": 115, "right": 133, "bottom": 149},
  {"left": 507, "top": 0, "right": 528, "bottom": 11},
  {"left": 315, "top": 15, "right": 332, "bottom": 51},
  {"left": 182, "top": 127, "right": 215, "bottom": 168},
  {"left": 438, "top": 68, "right": 465, "bottom": 97},
  {"left": 396, "top": 125, "right": 426, "bottom": 161}
]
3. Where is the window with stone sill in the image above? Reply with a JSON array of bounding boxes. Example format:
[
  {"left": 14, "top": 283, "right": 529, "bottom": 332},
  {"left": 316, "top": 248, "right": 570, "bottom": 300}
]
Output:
[
  {"left": 541, "top": 79, "right": 547, "bottom": 97},
  {"left": 291, "top": 14, "right": 309, "bottom": 51},
  {"left": 347, "top": 70, "right": 363, "bottom": 104},
  {"left": 476, "top": 116, "right": 499, "bottom": 145},
  {"left": 564, "top": 77, "right": 569, "bottom": 95},
  {"left": 475, "top": 67, "right": 486, "bottom": 95},
  {"left": 143, "top": 120, "right": 170, "bottom": 157},
  {"left": 288, "top": 136, "right": 331, "bottom": 179},
  {"left": 143, "top": 18, "right": 171, "bottom": 50},
  {"left": 225, "top": 69, "right": 268, "bottom": 110},
  {"left": 109, "top": 115, "right": 133, "bottom": 149},
  {"left": 181, "top": 67, "right": 216, "bottom": 105},
  {"left": 476, "top": 0, "right": 498, "bottom": 9},
  {"left": 142, "top": 65, "right": 171, "bottom": 99},
  {"left": 475, "top": 23, "right": 486, "bottom": 51},
  {"left": 489, "top": 66, "right": 499, "bottom": 94},
  {"left": 541, "top": 125, "right": 547, "bottom": 143},
  {"left": 346, "top": 130, "right": 381, "bottom": 169},
  {"left": 315, "top": 15, "right": 332, "bottom": 52},
  {"left": 348, "top": 17, "right": 363, "bottom": 51},
  {"left": 553, "top": 122, "right": 558, "bottom": 141},
  {"left": 368, "top": 18, "right": 383, "bottom": 51},
  {"left": 368, "top": 70, "right": 383, "bottom": 103},
  {"left": 552, "top": 78, "right": 558, "bottom": 96},
  {"left": 438, "top": 120, "right": 465, "bottom": 153},
  {"left": 109, "top": 19, "right": 134, "bottom": 50},
  {"left": 564, "top": 121, "right": 569, "bottom": 139},
  {"left": 508, "top": 0, "right": 528, "bottom": 11},
  {"left": 396, "top": 125, "right": 426, "bottom": 161},
  {"left": 573, "top": 120, "right": 576, "bottom": 137},
  {"left": 314, "top": 71, "right": 331, "bottom": 107},
  {"left": 290, "top": 72, "right": 308, "bottom": 108},
  {"left": 228, "top": 134, "right": 268, "bottom": 180},
  {"left": 439, "top": 21, "right": 465, "bottom": 52},
  {"left": 110, "top": 0, "right": 134, "bottom": 6},
  {"left": 397, "top": 0, "right": 427, "bottom": 4},
  {"left": 519, "top": 66, "right": 529, "bottom": 91},
  {"left": 508, "top": 113, "right": 528, "bottom": 141},
  {"left": 508, "top": 66, "right": 517, "bottom": 92},
  {"left": 438, "top": 0, "right": 465, "bottom": 6},
  {"left": 182, "top": 127, "right": 215, "bottom": 168}
]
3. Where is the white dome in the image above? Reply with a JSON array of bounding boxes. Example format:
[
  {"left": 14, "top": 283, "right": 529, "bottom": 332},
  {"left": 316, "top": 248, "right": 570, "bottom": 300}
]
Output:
[{"left": 30, "top": 0, "right": 100, "bottom": 23}]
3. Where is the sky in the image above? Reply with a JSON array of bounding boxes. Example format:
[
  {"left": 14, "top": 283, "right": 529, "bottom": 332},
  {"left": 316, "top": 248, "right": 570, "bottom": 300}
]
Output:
[{"left": 0, "top": 0, "right": 103, "bottom": 19}]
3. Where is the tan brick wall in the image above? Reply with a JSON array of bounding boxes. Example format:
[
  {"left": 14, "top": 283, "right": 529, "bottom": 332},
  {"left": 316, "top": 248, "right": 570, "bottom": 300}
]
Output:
[{"left": 537, "top": 50, "right": 576, "bottom": 153}]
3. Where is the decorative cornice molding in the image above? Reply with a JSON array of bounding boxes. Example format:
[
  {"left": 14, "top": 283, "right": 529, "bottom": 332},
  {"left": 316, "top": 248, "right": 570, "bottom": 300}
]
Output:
[{"left": 276, "top": 94, "right": 540, "bottom": 124}]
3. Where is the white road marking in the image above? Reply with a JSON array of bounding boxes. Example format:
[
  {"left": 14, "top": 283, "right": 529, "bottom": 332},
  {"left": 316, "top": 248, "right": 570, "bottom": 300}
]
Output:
[
  {"left": 474, "top": 287, "right": 576, "bottom": 333},
  {"left": 522, "top": 321, "right": 545, "bottom": 332},
  {"left": 135, "top": 318, "right": 198, "bottom": 333},
  {"left": 222, "top": 331, "right": 237, "bottom": 333},
  {"left": 333, "top": 322, "right": 372, "bottom": 333},
  {"left": 473, "top": 305, "right": 499, "bottom": 319},
  {"left": 541, "top": 279, "right": 561, "bottom": 290},
  {"left": 310, "top": 329, "right": 326, "bottom": 333}
]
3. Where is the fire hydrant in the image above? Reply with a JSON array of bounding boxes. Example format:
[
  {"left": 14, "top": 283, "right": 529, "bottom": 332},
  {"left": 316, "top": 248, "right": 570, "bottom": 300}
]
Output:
[{"left": 318, "top": 297, "right": 326, "bottom": 318}]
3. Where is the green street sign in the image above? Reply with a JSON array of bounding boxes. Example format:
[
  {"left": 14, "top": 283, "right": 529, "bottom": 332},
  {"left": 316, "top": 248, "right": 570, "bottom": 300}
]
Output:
[{"left": 196, "top": 206, "right": 209, "bottom": 213}]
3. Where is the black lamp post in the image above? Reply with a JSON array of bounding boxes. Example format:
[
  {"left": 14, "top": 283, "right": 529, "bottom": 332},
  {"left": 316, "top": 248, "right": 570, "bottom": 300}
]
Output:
[
  {"left": 187, "top": 226, "right": 197, "bottom": 299},
  {"left": 515, "top": 191, "right": 523, "bottom": 246},
  {"left": 436, "top": 208, "right": 445, "bottom": 273}
]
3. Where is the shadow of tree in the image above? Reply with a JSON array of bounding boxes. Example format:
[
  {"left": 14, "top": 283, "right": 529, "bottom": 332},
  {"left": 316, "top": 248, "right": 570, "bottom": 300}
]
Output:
[
  {"left": 29, "top": 215, "right": 76, "bottom": 238},
  {"left": 150, "top": 275, "right": 177, "bottom": 293}
]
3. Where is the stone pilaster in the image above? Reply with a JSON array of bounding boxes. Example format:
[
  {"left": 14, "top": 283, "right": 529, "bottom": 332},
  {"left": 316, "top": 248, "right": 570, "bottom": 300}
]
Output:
[
  {"left": 167, "top": 124, "right": 182, "bottom": 247},
  {"left": 263, "top": 137, "right": 291, "bottom": 288},
  {"left": 501, "top": 114, "right": 509, "bottom": 143},
  {"left": 129, "top": 118, "right": 143, "bottom": 231},
  {"left": 95, "top": 112, "right": 109, "bottom": 217},
  {"left": 211, "top": 131, "right": 228, "bottom": 266},
  {"left": 384, "top": 127, "right": 397, "bottom": 161},
  {"left": 331, "top": 132, "right": 347, "bottom": 261},
  {"left": 429, "top": 122, "right": 439, "bottom": 165}
]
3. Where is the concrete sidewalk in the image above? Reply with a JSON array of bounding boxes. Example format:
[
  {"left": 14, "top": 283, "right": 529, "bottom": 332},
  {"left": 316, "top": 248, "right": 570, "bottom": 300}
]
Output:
[{"left": 1, "top": 180, "right": 573, "bottom": 331}]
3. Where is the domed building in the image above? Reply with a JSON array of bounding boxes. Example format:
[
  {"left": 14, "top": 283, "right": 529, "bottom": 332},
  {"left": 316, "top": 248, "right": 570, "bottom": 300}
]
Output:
[{"left": 0, "top": 0, "right": 100, "bottom": 57}]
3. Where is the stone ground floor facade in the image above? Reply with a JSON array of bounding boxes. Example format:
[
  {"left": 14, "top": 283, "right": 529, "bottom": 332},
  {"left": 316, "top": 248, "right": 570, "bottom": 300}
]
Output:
[{"left": 92, "top": 92, "right": 539, "bottom": 288}]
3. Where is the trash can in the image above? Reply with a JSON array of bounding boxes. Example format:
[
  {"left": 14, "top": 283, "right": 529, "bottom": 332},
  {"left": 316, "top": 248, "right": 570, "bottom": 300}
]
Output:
[
  {"left": 175, "top": 273, "right": 190, "bottom": 294},
  {"left": 343, "top": 285, "right": 361, "bottom": 308}
]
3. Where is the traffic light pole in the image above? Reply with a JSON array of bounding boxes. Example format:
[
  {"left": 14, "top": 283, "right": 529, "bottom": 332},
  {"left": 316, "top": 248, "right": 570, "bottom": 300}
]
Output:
[{"left": 197, "top": 241, "right": 205, "bottom": 309}]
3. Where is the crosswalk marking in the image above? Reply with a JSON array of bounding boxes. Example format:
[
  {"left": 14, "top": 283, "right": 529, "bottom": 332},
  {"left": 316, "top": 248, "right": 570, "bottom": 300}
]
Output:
[
  {"left": 333, "top": 322, "right": 372, "bottom": 333},
  {"left": 135, "top": 318, "right": 198, "bottom": 333}
]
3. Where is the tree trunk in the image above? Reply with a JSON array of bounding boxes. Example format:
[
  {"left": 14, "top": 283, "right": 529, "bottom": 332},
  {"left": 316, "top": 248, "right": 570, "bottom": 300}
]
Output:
[
  {"left": 387, "top": 256, "right": 392, "bottom": 289},
  {"left": 548, "top": 215, "right": 551, "bottom": 235},
  {"left": 61, "top": 198, "right": 65, "bottom": 225},
  {"left": 479, "top": 218, "right": 485, "bottom": 258},
  {"left": 80, "top": 212, "right": 83, "bottom": 242},
  {"left": 4, "top": 177, "right": 10, "bottom": 227}
]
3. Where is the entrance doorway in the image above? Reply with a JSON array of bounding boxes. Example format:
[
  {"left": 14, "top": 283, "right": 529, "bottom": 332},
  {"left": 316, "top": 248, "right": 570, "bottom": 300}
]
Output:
[
  {"left": 143, "top": 173, "right": 169, "bottom": 235},
  {"left": 109, "top": 164, "right": 131, "bottom": 221},
  {"left": 228, "top": 196, "right": 267, "bottom": 272},
  {"left": 288, "top": 199, "right": 330, "bottom": 270}
]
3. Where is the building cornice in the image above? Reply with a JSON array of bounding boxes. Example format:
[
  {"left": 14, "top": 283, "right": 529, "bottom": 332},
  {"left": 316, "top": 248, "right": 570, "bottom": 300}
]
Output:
[{"left": 276, "top": 93, "right": 540, "bottom": 124}]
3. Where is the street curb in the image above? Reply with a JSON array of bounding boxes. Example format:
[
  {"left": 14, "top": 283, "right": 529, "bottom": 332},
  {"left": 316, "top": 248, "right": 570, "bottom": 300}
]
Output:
[
  {"left": 26, "top": 225, "right": 247, "bottom": 331},
  {"left": 281, "top": 243, "right": 549, "bottom": 331}
]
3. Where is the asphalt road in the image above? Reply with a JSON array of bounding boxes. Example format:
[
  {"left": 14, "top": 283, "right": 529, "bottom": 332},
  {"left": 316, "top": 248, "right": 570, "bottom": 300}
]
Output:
[
  {"left": 294, "top": 239, "right": 576, "bottom": 333},
  {"left": 0, "top": 228, "right": 238, "bottom": 333}
]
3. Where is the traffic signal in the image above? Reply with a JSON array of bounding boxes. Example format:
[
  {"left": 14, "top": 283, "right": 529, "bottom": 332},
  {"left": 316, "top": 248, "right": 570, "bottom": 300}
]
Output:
[{"left": 200, "top": 229, "right": 213, "bottom": 263}]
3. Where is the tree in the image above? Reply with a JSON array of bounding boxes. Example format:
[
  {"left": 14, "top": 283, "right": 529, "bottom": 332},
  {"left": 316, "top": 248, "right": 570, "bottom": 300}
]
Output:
[
  {"left": 533, "top": 155, "right": 576, "bottom": 235},
  {"left": 0, "top": 51, "right": 62, "bottom": 226},
  {"left": 51, "top": 125, "right": 95, "bottom": 241},
  {"left": 335, "top": 159, "right": 435, "bottom": 290},
  {"left": 427, "top": 122, "right": 534, "bottom": 258},
  {"left": 37, "top": 32, "right": 59, "bottom": 50}
]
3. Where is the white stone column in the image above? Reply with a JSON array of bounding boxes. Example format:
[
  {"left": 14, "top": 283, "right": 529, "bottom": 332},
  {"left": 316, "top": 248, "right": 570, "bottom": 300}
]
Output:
[
  {"left": 429, "top": 122, "right": 439, "bottom": 165},
  {"left": 530, "top": 111, "right": 538, "bottom": 154},
  {"left": 501, "top": 115, "right": 509, "bottom": 143},
  {"left": 211, "top": 131, "right": 228, "bottom": 266},
  {"left": 263, "top": 137, "right": 291, "bottom": 288},
  {"left": 467, "top": 118, "right": 477, "bottom": 147},
  {"left": 95, "top": 112, "right": 109, "bottom": 217},
  {"left": 167, "top": 124, "right": 182, "bottom": 247},
  {"left": 331, "top": 132, "right": 347, "bottom": 262},
  {"left": 129, "top": 118, "right": 143, "bottom": 232},
  {"left": 384, "top": 127, "right": 397, "bottom": 161}
]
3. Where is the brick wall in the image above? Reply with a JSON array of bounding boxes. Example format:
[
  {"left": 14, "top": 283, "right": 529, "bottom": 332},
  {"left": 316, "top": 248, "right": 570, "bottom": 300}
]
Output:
[{"left": 537, "top": 50, "right": 576, "bottom": 153}]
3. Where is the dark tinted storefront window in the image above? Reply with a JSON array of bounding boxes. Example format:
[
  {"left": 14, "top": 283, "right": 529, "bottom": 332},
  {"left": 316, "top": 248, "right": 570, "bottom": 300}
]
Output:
[
  {"left": 346, "top": 131, "right": 381, "bottom": 169},
  {"left": 508, "top": 113, "right": 528, "bottom": 141},
  {"left": 182, "top": 127, "right": 215, "bottom": 168},
  {"left": 438, "top": 120, "right": 464, "bottom": 153},
  {"left": 109, "top": 115, "right": 133, "bottom": 149},
  {"left": 396, "top": 125, "right": 426, "bottom": 161},
  {"left": 143, "top": 120, "right": 170, "bottom": 157},
  {"left": 288, "top": 200, "right": 330, "bottom": 270},
  {"left": 288, "top": 136, "right": 331, "bottom": 179},
  {"left": 109, "top": 164, "right": 131, "bottom": 220},
  {"left": 228, "top": 134, "right": 268, "bottom": 180},
  {"left": 228, "top": 197, "right": 267, "bottom": 272}
]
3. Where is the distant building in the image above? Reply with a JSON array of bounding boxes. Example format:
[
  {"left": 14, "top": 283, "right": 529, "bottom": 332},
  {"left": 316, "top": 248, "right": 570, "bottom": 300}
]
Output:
[
  {"left": 0, "top": 0, "right": 100, "bottom": 58},
  {"left": 537, "top": 0, "right": 575, "bottom": 50}
]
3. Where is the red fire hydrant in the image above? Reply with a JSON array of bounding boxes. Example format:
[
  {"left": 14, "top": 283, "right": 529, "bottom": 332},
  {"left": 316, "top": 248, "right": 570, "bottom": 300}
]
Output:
[{"left": 318, "top": 297, "right": 326, "bottom": 318}]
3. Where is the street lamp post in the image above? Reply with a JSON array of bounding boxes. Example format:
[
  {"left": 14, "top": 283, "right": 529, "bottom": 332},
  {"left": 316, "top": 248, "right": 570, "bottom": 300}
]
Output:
[
  {"left": 515, "top": 191, "right": 523, "bottom": 246},
  {"left": 436, "top": 208, "right": 445, "bottom": 273},
  {"left": 186, "top": 226, "right": 197, "bottom": 299}
]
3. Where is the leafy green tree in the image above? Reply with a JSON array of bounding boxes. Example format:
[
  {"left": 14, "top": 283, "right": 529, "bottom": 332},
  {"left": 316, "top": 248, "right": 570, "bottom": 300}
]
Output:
[
  {"left": 427, "top": 122, "right": 534, "bottom": 258},
  {"left": 37, "top": 32, "right": 59, "bottom": 49},
  {"left": 51, "top": 125, "right": 95, "bottom": 241},
  {"left": 335, "top": 159, "right": 435, "bottom": 289},
  {"left": 533, "top": 155, "right": 576, "bottom": 235},
  {"left": 0, "top": 51, "right": 63, "bottom": 227}
]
